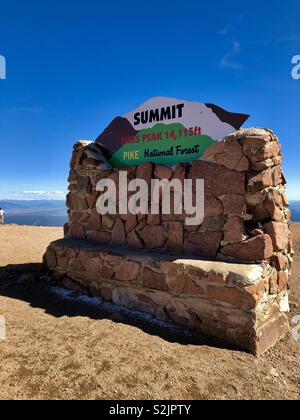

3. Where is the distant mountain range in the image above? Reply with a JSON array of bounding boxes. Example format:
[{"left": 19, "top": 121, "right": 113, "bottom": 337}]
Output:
[
  {"left": 290, "top": 201, "right": 300, "bottom": 222},
  {"left": 0, "top": 200, "right": 67, "bottom": 227},
  {"left": 0, "top": 199, "right": 299, "bottom": 227}
]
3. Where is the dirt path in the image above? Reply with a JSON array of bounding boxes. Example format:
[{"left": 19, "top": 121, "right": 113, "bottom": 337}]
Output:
[{"left": 0, "top": 224, "right": 299, "bottom": 400}]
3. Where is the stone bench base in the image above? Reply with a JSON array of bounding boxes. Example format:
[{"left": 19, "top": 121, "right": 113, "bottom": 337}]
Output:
[{"left": 44, "top": 239, "right": 290, "bottom": 355}]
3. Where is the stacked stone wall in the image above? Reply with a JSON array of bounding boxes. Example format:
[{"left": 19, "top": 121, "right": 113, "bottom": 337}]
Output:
[{"left": 65, "top": 128, "right": 293, "bottom": 297}]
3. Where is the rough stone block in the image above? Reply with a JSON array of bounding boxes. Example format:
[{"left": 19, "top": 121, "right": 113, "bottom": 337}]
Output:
[
  {"left": 189, "top": 161, "right": 246, "bottom": 195},
  {"left": 222, "top": 234, "right": 273, "bottom": 261},
  {"left": 264, "top": 221, "right": 289, "bottom": 252},
  {"left": 69, "top": 223, "right": 86, "bottom": 240},
  {"left": 139, "top": 225, "right": 165, "bottom": 249},
  {"left": 184, "top": 231, "right": 222, "bottom": 258}
]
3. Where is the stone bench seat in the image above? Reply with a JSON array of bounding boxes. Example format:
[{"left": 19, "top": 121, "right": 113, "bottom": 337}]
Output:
[{"left": 44, "top": 238, "right": 290, "bottom": 355}]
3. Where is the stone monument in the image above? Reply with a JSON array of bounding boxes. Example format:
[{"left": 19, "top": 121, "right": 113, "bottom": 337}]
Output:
[{"left": 44, "top": 98, "right": 293, "bottom": 355}]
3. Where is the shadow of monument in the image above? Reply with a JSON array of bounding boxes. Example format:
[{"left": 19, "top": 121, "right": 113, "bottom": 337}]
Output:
[{"left": 0, "top": 263, "right": 238, "bottom": 352}]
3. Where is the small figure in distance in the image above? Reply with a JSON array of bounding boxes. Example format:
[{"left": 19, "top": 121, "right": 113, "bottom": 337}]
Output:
[{"left": 0, "top": 208, "right": 5, "bottom": 225}]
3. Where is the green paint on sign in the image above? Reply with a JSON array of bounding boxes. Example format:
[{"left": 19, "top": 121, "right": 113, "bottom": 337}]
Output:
[{"left": 110, "top": 123, "right": 215, "bottom": 168}]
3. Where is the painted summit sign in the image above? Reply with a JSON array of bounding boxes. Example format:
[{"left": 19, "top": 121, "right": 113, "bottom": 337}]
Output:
[{"left": 96, "top": 97, "right": 249, "bottom": 167}]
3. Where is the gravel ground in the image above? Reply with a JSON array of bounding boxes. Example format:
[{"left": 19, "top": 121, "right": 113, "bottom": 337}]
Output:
[{"left": 0, "top": 223, "right": 299, "bottom": 400}]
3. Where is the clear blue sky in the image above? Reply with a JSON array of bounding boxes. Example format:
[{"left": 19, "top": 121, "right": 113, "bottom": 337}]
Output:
[{"left": 0, "top": 0, "right": 299, "bottom": 200}]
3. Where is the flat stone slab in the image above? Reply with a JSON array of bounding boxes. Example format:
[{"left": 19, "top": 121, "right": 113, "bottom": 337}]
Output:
[
  {"left": 173, "top": 259, "right": 264, "bottom": 286},
  {"left": 48, "top": 238, "right": 263, "bottom": 285},
  {"left": 44, "top": 238, "right": 290, "bottom": 355}
]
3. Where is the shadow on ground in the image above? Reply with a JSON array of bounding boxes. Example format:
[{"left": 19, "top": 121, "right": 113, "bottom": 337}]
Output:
[{"left": 0, "top": 262, "right": 238, "bottom": 352}]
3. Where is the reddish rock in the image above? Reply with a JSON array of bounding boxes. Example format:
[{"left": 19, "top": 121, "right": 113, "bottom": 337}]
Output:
[
  {"left": 207, "top": 271, "right": 228, "bottom": 284},
  {"left": 87, "top": 231, "right": 111, "bottom": 244},
  {"left": 189, "top": 161, "right": 246, "bottom": 196},
  {"left": 86, "top": 258, "right": 100, "bottom": 274},
  {"left": 166, "top": 275, "right": 185, "bottom": 294},
  {"left": 102, "top": 214, "right": 116, "bottom": 231},
  {"left": 264, "top": 199, "right": 283, "bottom": 222},
  {"left": 184, "top": 223, "right": 199, "bottom": 233},
  {"left": 184, "top": 231, "right": 222, "bottom": 258},
  {"left": 205, "top": 196, "right": 223, "bottom": 217},
  {"left": 69, "top": 223, "right": 86, "bottom": 240},
  {"left": 286, "top": 208, "right": 292, "bottom": 223},
  {"left": 136, "top": 162, "right": 153, "bottom": 185},
  {"left": 86, "top": 191, "right": 99, "bottom": 208},
  {"left": 165, "top": 222, "right": 184, "bottom": 253},
  {"left": 69, "top": 212, "right": 80, "bottom": 223},
  {"left": 127, "top": 230, "right": 144, "bottom": 248},
  {"left": 235, "top": 156, "right": 250, "bottom": 172},
  {"left": 86, "top": 208, "right": 102, "bottom": 231},
  {"left": 154, "top": 164, "right": 173, "bottom": 180},
  {"left": 207, "top": 286, "right": 243, "bottom": 309},
  {"left": 271, "top": 254, "right": 289, "bottom": 271},
  {"left": 70, "top": 212, "right": 89, "bottom": 224},
  {"left": 169, "top": 274, "right": 204, "bottom": 295},
  {"left": 172, "top": 163, "right": 187, "bottom": 185},
  {"left": 77, "top": 176, "right": 92, "bottom": 194},
  {"left": 288, "top": 231, "right": 293, "bottom": 253},
  {"left": 68, "top": 184, "right": 77, "bottom": 192},
  {"left": 100, "top": 286, "right": 113, "bottom": 301},
  {"left": 69, "top": 258, "right": 85, "bottom": 272},
  {"left": 248, "top": 203, "right": 269, "bottom": 223},
  {"left": 242, "top": 136, "right": 270, "bottom": 157},
  {"left": 223, "top": 216, "right": 246, "bottom": 244},
  {"left": 249, "top": 228, "right": 264, "bottom": 237},
  {"left": 81, "top": 158, "right": 101, "bottom": 166},
  {"left": 244, "top": 280, "right": 266, "bottom": 309},
  {"left": 201, "top": 139, "right": 225, "bottom": 160},
  {"left": 69, "top": 194, "right": 89, "bottom": 211},
  {"left": 116, "top": 261, "right": 141, "bottom": 282},
  {"left": 111, "top": 219, "right": 126, "bottom": 246},
  {"left": 264, "top": 222, "right": 289, "bottom": 252},
  {"left": 255, "top": 143, "right": 281, "bottom": 160},
  {"left": 278, "top": 271, "right": 289, "bottom": 290},
  {"left": 243, "top": 135, "right": 270, "bottom": 148},
  {"left": 220, "top": 194, "right": 247, "bottom": 216},
  {"left": 203, "top": 139, "right": 249, "bottom": 172},
  {"left": 124, "top": 166, "right": 136, "bottom": 175},
  {"left": 67, "top": 192, "right": 76, "bottom": 211},
  {"left": 147, "top": 214, "right": 161, "bottom": 226},
  {"left": 269, "top": 271, "right": 278, "bottom": 295},
  {"left": 100, "top": 264, "right": 115, "bottom": 279},
  {"left": 66, "top": 192, "right": 72, "bottom": 209},
  {"left": 70, "top": 151, "right": 79, "bottom": 169},
  {"left": 273, "top": 155, "right": 283, "bottom": 167},
  {"left": 247, "top": 169, "right": 273, "bottom": 193},
  {"left": 139, "top": 225, "right": 165, "bottom": 249},
  {"left": 142, "top": 268, "right": 168, "bottom": 291},
  {"left": 199, "top": 215, "right": 225, "bottom": 231},
  {"left": 68, "top": 169, "right": 77, "bottom": 182},
  {"left": 183, "top": 276, "right": 205, "bottom": 295},
  {"left": 221, "top": 234, "right": 273, "bottom": 261},
  {"left": 273, "top": 165, "right": 283, "bottom": 186},
  {"left": 136, "top": 219, "right": 147, "bottom": 231},
  {"left": 44, "top": 249, "right": 57, "bottom": 269},
  {"left": 123, "top": 214, "right": 137, "bottom": 233},
  {"left": 64, "top": 223, "right": 69, "bottom": 236},
  {"left": 63, "top": 277, "right": 82, "bottom": 292}
]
